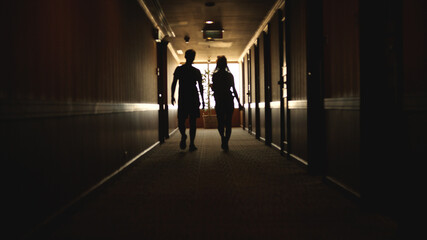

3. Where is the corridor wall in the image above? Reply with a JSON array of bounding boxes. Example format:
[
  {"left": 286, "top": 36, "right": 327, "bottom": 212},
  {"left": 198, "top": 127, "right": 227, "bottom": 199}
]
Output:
[
  {"left": 1, "top": 0, "right": 160, "bottom": 236},
  {"left": 286, "top": 0, "right": 308, "bottom": 164},
  {"left": 322, "top": 0, "right": 361, "bottom": 194},
  {"left": 239, "top": 0, "right": 426, "bottom": 226},
  {"left": 359, "top": 0, "right": 427, "bottom": 221},
  {"left": 400, "top": 0, "right": 427, "bottom": 226},
  {"left": 402, "top": 0, "right": 427, "bottom": 182}
]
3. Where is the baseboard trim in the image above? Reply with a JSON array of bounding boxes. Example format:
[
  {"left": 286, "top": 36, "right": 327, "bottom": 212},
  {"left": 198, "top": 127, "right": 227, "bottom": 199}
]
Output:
[
  {"left": 271, "top": 142, "right": 281, "bottom": 151},
  {"left": 169, "top": 127, "right": 179, "bottom": 136},
  {"left": 324, "top": 176, "right": 361, "bottom": 199},
  {"left": 28, "top": 140, "right": 160, "bottom": 237},
  {"left": 246, "top": 129, "right": 256, "bottom": 136},
  {"left": 289, "top": 153, "right": 308, "bottom": 166}
]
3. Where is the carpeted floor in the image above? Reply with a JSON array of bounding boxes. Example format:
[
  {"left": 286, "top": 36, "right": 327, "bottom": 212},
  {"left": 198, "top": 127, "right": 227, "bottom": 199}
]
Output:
[{"left": 34, "top": 128, "right": 397, "bottom": 239}]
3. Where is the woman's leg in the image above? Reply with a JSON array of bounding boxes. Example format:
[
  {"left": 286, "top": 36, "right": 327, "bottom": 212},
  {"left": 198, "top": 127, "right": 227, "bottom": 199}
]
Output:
[
  {"left": 216, "top": 106, "right": 228, "bottom": 150},
  {"left": 221, "top": 107, "right": 234, "bottom": 151},
  {"left": 216, "top": 108, "right": 225, "bottom": 137},
  {"left": 225, "top": 108, "right": 234, "bottom": 140}
]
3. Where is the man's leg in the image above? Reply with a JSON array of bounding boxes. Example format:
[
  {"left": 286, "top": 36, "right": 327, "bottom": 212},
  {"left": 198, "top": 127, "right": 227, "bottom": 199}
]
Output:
[
  {"left": 189, "top": 116, "right": 197, "bottom": 151},
  {"left": 178, "top": 117, "right": 187, "bottom": 149}
]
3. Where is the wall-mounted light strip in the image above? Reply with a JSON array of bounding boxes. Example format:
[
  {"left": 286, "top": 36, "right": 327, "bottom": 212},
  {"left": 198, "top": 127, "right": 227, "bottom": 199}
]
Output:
[
  {"left": 0, "top": 101, "right": 160, "bottom": 120},
  {"left": 137, "top": 0, "right": 181, "bottom": 63},
  {"left": 288, "top": 100, "right": 307, "bottom": 109},
  {"left": 270, "top": 101, "right": 281, "bottom": 109},
  {"left": 324, "top": 97, "right": 360, "bottom": 110},
  {"left": 168, "top": 44, "right": 181, "bottom": 63},
  {"left": 238, "top": 0, "right": 285, "bottom": 61},
  {"left": 137, "top": 0, "right": 175, "bottom": 38}
]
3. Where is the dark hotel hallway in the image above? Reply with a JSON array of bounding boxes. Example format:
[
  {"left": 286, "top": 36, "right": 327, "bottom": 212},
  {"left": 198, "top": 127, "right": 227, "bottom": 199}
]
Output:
[
  {"left": 2, "top": 0, "right": 426, "bottom": 239},
  {"left": 33, "top": 129, "right": 397, "bottom": 239}
]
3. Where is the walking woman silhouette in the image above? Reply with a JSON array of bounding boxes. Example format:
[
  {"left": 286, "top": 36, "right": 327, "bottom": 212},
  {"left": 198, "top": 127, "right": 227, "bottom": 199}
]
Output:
[{"left": 211, "top": 56, "right": 243, "bottom": 151}]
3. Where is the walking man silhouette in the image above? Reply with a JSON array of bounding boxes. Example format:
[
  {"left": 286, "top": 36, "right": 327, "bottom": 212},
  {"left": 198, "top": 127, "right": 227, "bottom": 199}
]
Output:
[
  {"left": 171, "top": 49, "right": 205, "bottom": 151},
  {"left": 211, "top": 56, "right": 243, "bottom": 151}
]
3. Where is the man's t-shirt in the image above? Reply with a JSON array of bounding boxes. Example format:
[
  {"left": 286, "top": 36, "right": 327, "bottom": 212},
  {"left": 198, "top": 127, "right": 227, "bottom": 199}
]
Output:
[{"left": 173, "top": 64, "right": 202, "bottom": 117}]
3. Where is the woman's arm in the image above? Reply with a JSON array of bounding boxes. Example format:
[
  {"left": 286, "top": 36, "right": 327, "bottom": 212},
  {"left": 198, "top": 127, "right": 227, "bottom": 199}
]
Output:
[{"left": 230, "top": 74, "right": 244, "bottom": 110}]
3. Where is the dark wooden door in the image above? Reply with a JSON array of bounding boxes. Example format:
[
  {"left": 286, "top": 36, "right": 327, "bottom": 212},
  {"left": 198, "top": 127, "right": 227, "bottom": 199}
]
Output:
[
  {"left": 247, "top": 51, "right": 252, "bottom": 132},
  {"left": 254, "top": 43, "right": 261, "bottom": 139},
  {"left": 157, "top": 41, "right": 169, "bottom": 143},
  {"left": 263, "top": 30, "right": 272, "bottom": 145}
]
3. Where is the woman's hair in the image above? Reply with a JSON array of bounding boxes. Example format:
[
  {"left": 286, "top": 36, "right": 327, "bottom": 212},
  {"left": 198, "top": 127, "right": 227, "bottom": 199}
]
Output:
[{"left": 214, "top": 55, "right": 230, "bottom": 73}]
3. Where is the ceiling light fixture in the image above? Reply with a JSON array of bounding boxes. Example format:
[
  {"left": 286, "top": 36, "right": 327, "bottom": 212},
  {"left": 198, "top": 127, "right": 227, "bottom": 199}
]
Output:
[
  {"left": 205, "top": 20, "right": 214, "bottom": 24},
  {"left": 177, "top": 50, "right": 183, "bottom": 54},
  {"left": 202, "top": 21, "right": 223, "bottom": 40}
]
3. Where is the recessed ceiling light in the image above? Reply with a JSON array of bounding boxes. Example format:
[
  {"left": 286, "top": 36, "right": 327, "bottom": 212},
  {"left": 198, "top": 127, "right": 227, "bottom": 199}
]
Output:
[
  {"left": 177, "top": 50, "right": 183, "bottom": 54},
  {"left": 205, "top": 20, "right": 214, "bottom": 24}
]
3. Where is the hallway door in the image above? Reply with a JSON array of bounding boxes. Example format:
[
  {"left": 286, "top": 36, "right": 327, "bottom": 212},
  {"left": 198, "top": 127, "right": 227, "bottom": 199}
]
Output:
[
  {"left": 157, "top": 41, "right": 169, "bottom": 143},
  {"left": 269, "top": 10, "right": 285, "bottom": 150},
  {"left": 263, "top": 30, "right": 272, "bottom": 145},
  {"left": 306, "top": 0, "right": 325, "bottom": 174},
  {"left": 241, "top": 60, "right": 246, "bottom": 129},
  {"left": 254, "top": 43, "right": 261, "bottom": 139},
  {"left": 247, "top": 51, "right": 252, "bottom": 132},
  {"left": 278, "top": 9, "right": 287, "bottom": 153},
  {"left": 282, "top": 7, "right": 290, "bottom": 154}
]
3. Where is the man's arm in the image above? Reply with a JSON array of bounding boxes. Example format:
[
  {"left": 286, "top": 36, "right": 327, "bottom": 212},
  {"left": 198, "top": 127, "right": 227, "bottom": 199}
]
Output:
[{"left": 171, "top": 75, "right": 178, "bottom": 105}]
